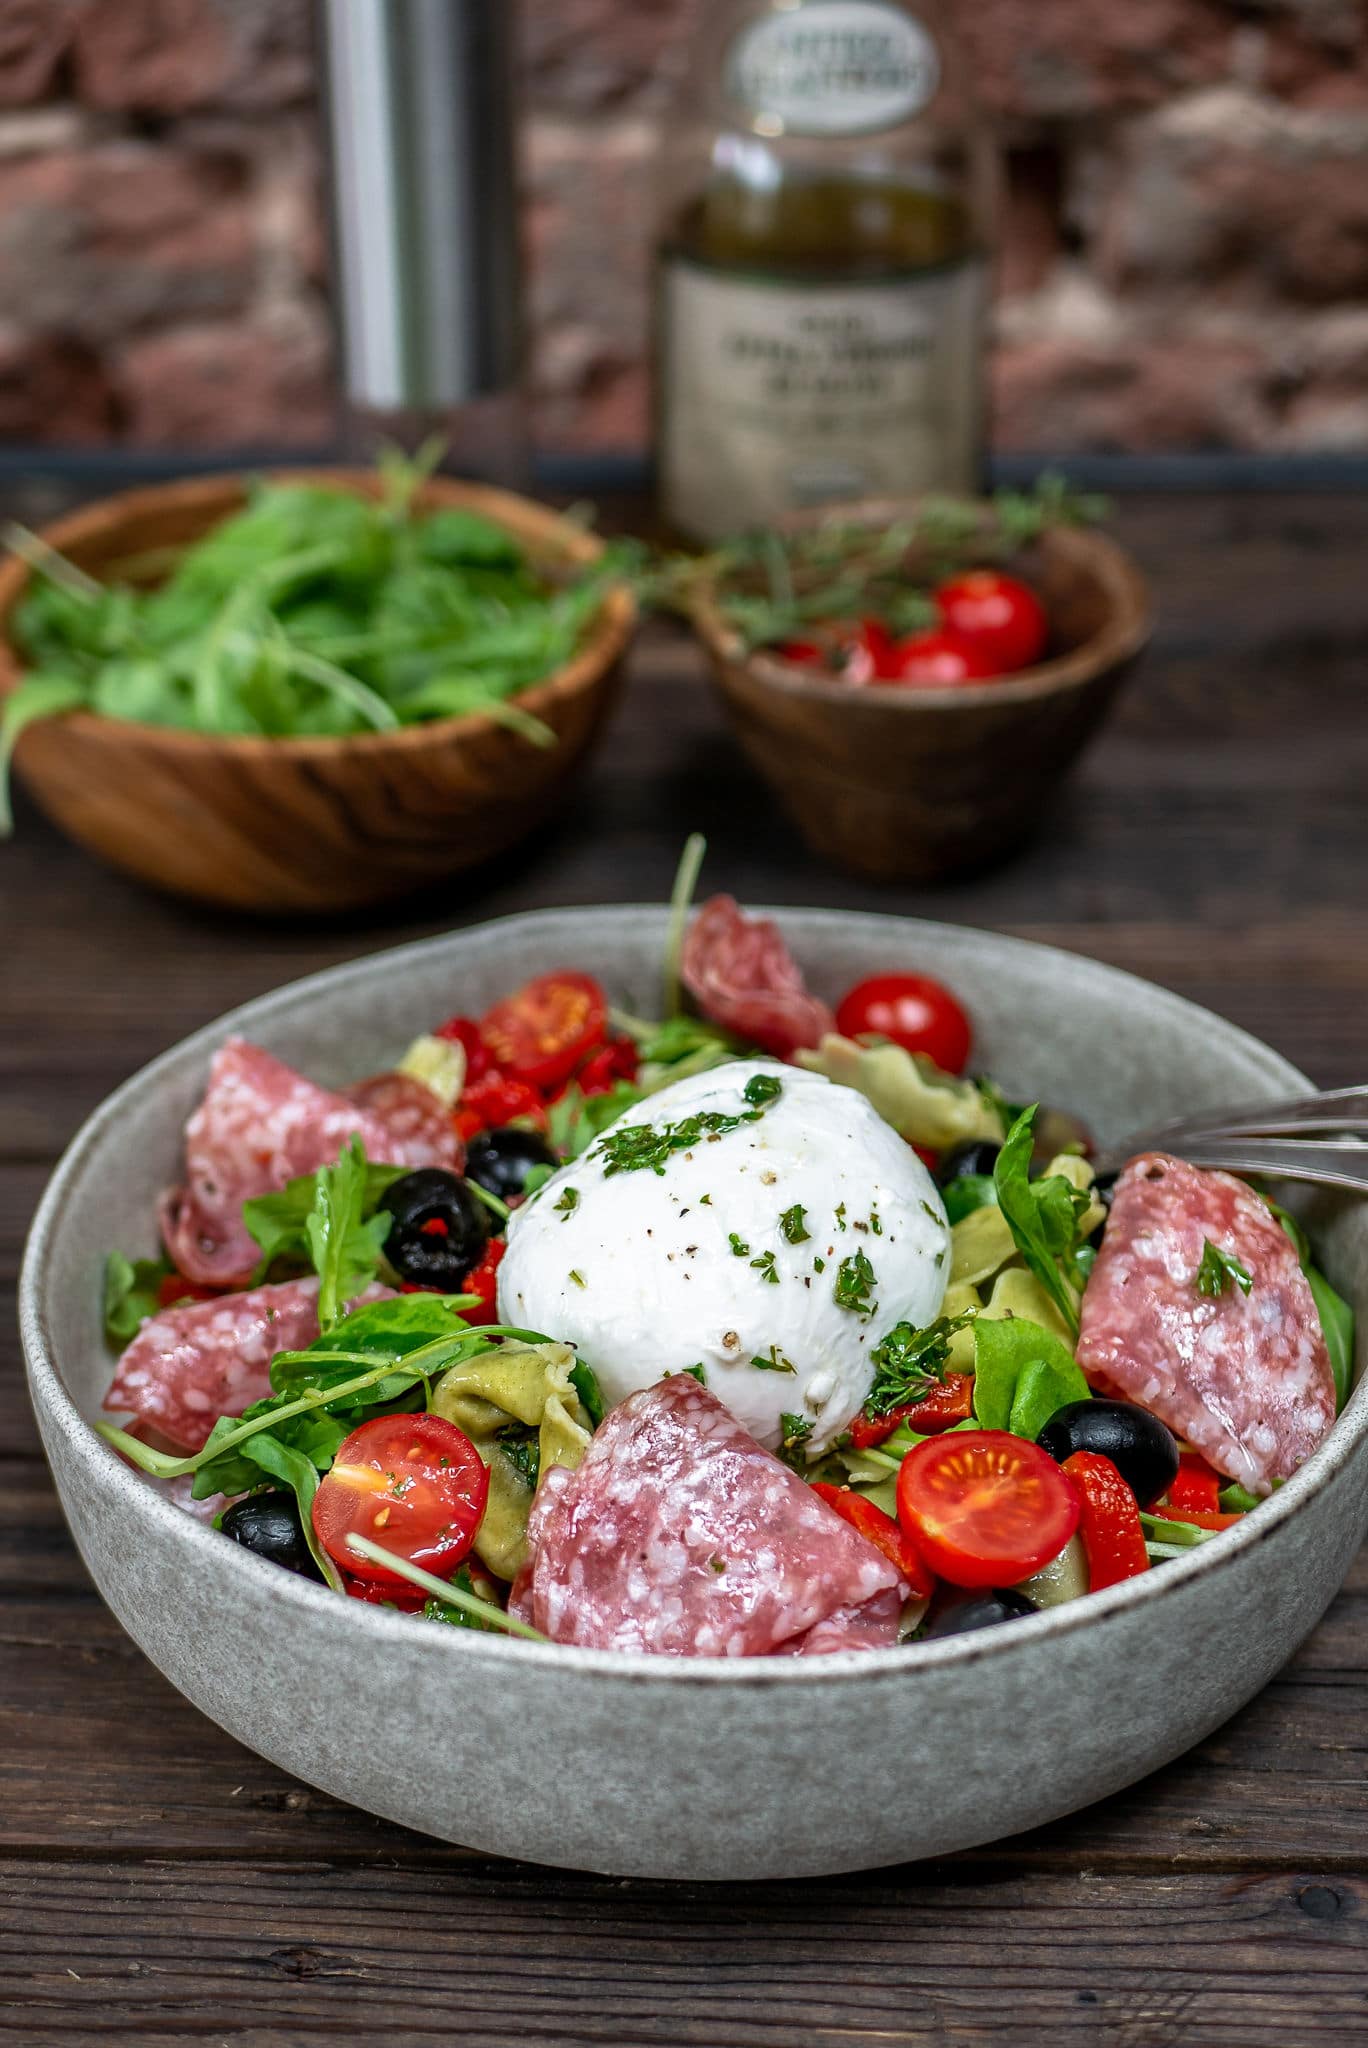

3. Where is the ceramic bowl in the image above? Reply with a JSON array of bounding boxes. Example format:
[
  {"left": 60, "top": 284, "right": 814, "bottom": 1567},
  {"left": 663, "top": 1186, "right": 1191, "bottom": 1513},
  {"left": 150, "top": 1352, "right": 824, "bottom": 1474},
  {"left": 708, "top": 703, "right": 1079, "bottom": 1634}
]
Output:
[
  {"left": 20, "top": 909, "right": 1367, "bottom": 1881},
  {"left": 691, "top": 513, "right": 1151, "bottom": 882},
  {"left": 0, "top": 472, "right": 635, "bottom": 913}
]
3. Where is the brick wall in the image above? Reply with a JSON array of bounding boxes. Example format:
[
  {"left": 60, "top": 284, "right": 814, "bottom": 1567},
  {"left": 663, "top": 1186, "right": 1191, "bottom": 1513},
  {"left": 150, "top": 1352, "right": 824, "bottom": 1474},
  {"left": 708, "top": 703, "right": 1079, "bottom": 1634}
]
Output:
[{"left": 0, "top": 0, "right": 1364, "bottom": 455}]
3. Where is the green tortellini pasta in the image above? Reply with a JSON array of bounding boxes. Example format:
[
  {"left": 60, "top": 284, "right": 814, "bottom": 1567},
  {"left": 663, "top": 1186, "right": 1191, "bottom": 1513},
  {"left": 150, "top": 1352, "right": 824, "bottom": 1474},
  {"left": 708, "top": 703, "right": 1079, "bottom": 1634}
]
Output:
[
  {"left": 944, "top": 1150, "right": 1100, "bottom": 1360},
  {"left": 794, "top": 1036, "right": 1005, "bottom": 1151},
  {"left": 431, "top": 1341, "right": 593, "bottom": 1582}
]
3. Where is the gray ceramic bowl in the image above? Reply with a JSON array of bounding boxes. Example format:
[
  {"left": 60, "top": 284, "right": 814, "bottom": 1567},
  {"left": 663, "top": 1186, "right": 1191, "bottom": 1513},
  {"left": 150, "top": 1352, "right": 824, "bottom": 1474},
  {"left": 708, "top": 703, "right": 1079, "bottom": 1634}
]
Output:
[{"left": 20, "top": 910, "right": 1368, "bottom": 1881}]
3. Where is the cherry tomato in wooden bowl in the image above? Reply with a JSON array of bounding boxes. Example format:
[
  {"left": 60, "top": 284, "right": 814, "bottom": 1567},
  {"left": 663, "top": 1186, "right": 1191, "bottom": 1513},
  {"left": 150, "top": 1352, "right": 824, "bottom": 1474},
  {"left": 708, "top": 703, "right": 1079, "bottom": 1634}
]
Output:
[
  {"left": 896, "top": 1430, "right": 1081, "bottom": 1590},
  {"left": 935, "top": 571, "right": 1048, "bottom": 674},
  {"left": 835, "top": 972, "right": 972, "bottom": 1074},
  {"left": 479, "top": 970, "right": 607, "bottom": 1092},
  {"left": 877, "top": 627, "right": 1001, "bottom": 687},
  {"left": 312, "top": 1413, "right": 489, "bottom": 1589}
]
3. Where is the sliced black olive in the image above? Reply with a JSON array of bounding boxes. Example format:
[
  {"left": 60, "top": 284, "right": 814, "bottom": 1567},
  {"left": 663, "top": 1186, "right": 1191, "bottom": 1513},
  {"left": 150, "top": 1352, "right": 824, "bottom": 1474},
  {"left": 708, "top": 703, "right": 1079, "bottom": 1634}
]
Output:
[
  {"left": 924, "top": 1589, "right": 1036, "bottom": 1638},
  {"left": 1036, "top": 1398, "right": 1179, "bottom": 1507},
  {"left": 220, "top": 1489, "right": 322, "bottom": 1580},
  {"left": 379, "top": 1167, "right": 490, "bottom": 1289},
  {"left": 466, "top": 1125, "right": 559, "bottom": 1204},
  {"left": 937, "top": 1138, "right": 1001, "bottom": 1185}
]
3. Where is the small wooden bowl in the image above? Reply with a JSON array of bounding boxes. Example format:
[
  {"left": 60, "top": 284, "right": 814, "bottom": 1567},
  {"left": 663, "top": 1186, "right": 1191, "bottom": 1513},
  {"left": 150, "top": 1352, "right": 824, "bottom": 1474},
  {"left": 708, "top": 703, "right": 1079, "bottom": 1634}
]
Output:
[
  {"left": 691, "top": 508, "right": 1151, "bottom": 882},
  {"left": 0, "top": 470, "right": 636, "bottom": 912}
]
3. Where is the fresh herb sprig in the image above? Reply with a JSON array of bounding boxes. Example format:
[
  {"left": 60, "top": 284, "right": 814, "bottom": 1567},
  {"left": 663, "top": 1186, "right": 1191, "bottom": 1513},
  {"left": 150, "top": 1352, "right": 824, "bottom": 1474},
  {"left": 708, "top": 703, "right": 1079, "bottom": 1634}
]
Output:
[
  {"left": 864, "top": 1311, "right": 976, "bottom": 1418},
  {"left": 992, "top": 1106, "right": 1093, "bottom": 1336},
  {"left": 1195, "top": 1239, "right": 1254, "bottom": 1299}
]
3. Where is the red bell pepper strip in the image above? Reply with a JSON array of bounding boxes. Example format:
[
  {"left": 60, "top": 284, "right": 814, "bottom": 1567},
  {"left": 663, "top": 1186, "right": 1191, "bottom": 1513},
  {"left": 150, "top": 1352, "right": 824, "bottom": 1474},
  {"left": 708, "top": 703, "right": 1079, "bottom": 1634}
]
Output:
[
  {"left": 1163, "top": 1452, "right": 1223, "bottom": 1516},
  {"left": 810, "top": 1481, "right": 935, "bottom": 1599},
  {"left": 1062, "top": 1450, "right": 1150, "bottom": 1590},
  {"left": 845, "top": 1372, "right": 975, "bottom": 1449},
  {"left": 459, "top": 1237, "right": 506, "bottom": 1326}
]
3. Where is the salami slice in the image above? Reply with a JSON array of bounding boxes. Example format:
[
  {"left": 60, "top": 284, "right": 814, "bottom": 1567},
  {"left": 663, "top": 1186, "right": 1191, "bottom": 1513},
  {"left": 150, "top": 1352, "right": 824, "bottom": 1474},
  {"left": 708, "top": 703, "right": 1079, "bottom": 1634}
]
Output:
[
  {"left": 511, "top": 1375, "right": 907, "bottom": 1656},
  {"left": 1077, "top": 1153, "right": 1335, "bottom": 1494},
  {"left": 160, "top": 1037, "right": 463, "bottom": 1287},
  {"left": 681, "top": 895, "right": 835, "bottom": 1060},
  {"left": 104, "top": 1276, "right": 394, "bottom": 1452}
]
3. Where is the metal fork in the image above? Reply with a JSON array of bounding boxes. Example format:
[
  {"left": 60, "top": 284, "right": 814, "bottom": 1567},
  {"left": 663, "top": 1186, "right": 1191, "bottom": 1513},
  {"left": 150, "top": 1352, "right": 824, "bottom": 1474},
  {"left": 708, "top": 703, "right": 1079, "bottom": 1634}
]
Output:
[{"left": 1091, "top": 1085, "right": 1368, "bottom": 1192}]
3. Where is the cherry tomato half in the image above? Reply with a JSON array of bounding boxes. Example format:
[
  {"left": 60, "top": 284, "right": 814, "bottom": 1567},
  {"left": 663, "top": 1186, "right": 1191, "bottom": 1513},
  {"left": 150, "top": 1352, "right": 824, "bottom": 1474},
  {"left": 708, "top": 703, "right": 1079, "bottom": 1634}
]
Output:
[
  {"left": 156, "top": 1272, "right": 222, "bottom": 1310},
  {"left": 835, "top": 972, "right": 972, "bottom": 1075},
  {"left": 454, "top": 1072, "right": 548, "bottom": 1143},
  {"left": 896, "top": 1429, "right": 1081, "bottom": 1590},
  {"left": 810, "top": 1482, "right": 935, "bottom": 1600},
  {"left": 479, "top": 971, "right": 608, "bottom": 1093},
  {"left": 879, "top": 626, "right": 1001, "bottom": 687},
  {"left": 312, "top": 1413, "right": 489, "bottom": 1589},
  {"left": 935, "top": 570, "right": 1048, "bottom": 674},
  {"left": 845, "top": 1372, "right": 975, "bottom": 1449},
  {"left": 1062, "top": 1450, "right": 1149, "bottom": 1590},
  {"left": 432, "top": 1015, "right": 492, "bottom": 1085}
]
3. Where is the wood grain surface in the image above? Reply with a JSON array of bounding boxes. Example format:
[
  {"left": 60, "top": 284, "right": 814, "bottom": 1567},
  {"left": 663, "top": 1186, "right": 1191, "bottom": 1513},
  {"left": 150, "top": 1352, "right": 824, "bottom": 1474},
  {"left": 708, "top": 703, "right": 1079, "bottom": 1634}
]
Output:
[{"left": 3, "top": 483, "right": 1367, "bottom": 2046}]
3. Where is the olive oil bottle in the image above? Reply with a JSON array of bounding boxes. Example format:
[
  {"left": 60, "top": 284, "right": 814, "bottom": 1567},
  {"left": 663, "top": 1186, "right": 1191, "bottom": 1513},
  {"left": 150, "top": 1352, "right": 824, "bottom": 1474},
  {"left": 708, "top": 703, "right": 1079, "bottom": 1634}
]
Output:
[{"left": 654, "top": 0, "right": 993, "bottom": 541}]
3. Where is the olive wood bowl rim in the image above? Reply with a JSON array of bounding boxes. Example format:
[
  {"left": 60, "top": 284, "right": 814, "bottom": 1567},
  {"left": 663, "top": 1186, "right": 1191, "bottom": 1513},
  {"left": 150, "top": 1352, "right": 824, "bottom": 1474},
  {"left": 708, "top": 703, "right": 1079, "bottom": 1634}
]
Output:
[
  {"left": 688, "top": 500, "right": 1151, "bottom": 711},
  {"left": 0, "top": 468, "right": 637, "bottom": 760}
]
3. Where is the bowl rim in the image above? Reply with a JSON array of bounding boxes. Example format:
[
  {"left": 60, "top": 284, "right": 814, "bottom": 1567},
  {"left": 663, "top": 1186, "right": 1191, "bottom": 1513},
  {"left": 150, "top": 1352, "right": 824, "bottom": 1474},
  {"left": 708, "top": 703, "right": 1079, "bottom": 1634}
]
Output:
[
  {"left": 21, "top": 904, "right": 1365, "bottom": 1690},
  {"left": 690, "top": 513, "right": 1152, "bottom": 711},
  {"left": 0, "top": 467, "right": 637, "bottom": 761}
]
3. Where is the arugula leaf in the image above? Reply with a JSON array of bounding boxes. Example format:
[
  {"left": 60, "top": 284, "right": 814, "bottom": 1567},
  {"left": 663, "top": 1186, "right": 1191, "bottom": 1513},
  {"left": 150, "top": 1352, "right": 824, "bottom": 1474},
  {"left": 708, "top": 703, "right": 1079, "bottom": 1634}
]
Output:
[
  {"left": 304, "top": 1138, "right": 393, "bottom": 1330},
  {"left": 971, "top": 1315, "right": 1091, "bottom": 1440},
  {"left": 992, "top": 1107, "right": 1091, "bottom": 1336},
  {"left": 243, "top": 1157, "right": 406, "bottom": 1273},
  {"left": 1267, "top": 1200, "right": 1356, "bottom": 1413},
  {"left": 234, "top": 1430, "right": 344, "bottom": 1590},
  {"left": 1195, "top": 1239, "right": 1253, "bottom": 1299},
  {"left": 102, "top": 1250, "right": 174, "bottom": 1347}
]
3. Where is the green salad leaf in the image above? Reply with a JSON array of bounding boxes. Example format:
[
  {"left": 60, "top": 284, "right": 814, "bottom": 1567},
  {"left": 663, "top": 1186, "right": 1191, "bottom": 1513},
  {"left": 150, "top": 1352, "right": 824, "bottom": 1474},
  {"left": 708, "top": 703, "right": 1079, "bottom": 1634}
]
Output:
[
  {"left": 243, "top": 1155, "right": 407, "bottom": 1275},
  {"left": 971, "top": 1315, "right": 1091, "bottom": 1440},
  {"left": 305, "top": 1138, "right": 394, "bottom": 1330},
  {"left": 102, "top": 1250, "right": 175, "bottom": 1347},
  {"left": 992, "top": 1107, "right": 1092, "bottom": 1336},
  {"left": 1267, "top": 1199, "right": 1356, "bottom": 1413}
]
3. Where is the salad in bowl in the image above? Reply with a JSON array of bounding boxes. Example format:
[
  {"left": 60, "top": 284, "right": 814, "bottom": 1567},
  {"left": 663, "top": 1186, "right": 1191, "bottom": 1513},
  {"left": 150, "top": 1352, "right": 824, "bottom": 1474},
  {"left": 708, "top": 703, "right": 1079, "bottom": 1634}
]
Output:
[{"left": 95, "top": 849, "right": 1355, "bottom": 1659}]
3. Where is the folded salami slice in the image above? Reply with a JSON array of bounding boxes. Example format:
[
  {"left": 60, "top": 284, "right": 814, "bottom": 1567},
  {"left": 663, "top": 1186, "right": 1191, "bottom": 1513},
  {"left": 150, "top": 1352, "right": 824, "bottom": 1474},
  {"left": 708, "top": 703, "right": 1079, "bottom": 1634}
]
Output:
[
  {"left": 104, "top": 1276, "right": 394, "bottom": 1452},
  {"left": 681, "top": 895, "right": 835, "bottom": 1060},
  {"left": 511, "top": 1374, "right": 907, "bottom": 1656},
  {"left": 160, "top": 1037, "right": 463, "bottom": 1287},
  {"left": 1077, "top": 1153, "right": 1335, "bottom": 1494}
]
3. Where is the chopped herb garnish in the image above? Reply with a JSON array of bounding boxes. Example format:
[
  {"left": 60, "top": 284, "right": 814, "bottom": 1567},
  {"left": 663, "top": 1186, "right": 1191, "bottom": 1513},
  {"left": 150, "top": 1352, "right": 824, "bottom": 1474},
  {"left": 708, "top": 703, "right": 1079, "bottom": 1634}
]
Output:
[
  {"left": 699, "top": 1193, "right": 713, "bottom": 1206},
  {"left": 920, "top": 1200, "right": 942, "bottom": 1225},
  {"left": 864, "top": 1311, "right": 976, "bottom": 1418},
  {"left": 729, "top": 1232, "right": 751, "bottom": 1257},
  {"left": 833, "top": 1247, "right": 876, "bottom": 1318},
  {"left": 1196, "top": 1239, "right": 1254, "bottom": 1299},
  {"left": 743, "top": 1072, "right": 783, "bottom": 1107},
  {"left": 870, "top": 1207, "right": 882, "bottom": 1236},
  {"left": 681, "top": 1363, "right": 706, "bottom": 1383},
  {"left": 709, "top": 1554, "right": 726, "bottom": 1573},
  {"left": 594, "top": 1084, "right": 781, "bottom": 1178},
  {"left": 834, "top": 1202, "right": 848, "bottom": 1231},
  {"left": 495, "top": 1423, "right": 540, "bottom": 1489},
  {"left": 750, "top": 1249, "right": 780, "bottom": 1285},
  {"left": 778, "top": 1412, "right": 813, "bottom": 1469},
  {"left": 553, "top": 1186, "right": 580, "bottom": 1216},
  {"left": 750, "top": 1344, "right": 796, "bottom": 1374},
  {"left": 568, "top": 1269, "right": 587, "bottom": 1289},
  {"left": 813, "top": 1254, "right": 826, "bottom": 1274},
  {"left": 780, "top": 1203, "right": 810, "bottom": 1245}
]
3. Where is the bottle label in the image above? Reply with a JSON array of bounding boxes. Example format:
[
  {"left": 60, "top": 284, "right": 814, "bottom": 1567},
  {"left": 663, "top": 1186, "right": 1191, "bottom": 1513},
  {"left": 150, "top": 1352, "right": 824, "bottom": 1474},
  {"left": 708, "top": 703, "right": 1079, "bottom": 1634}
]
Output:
[
  {"left": 658, "top": 257, "right": 984, "bottom": 542},
  {"left": 726, "top": 2, "right": 940, "bottom": 138}
]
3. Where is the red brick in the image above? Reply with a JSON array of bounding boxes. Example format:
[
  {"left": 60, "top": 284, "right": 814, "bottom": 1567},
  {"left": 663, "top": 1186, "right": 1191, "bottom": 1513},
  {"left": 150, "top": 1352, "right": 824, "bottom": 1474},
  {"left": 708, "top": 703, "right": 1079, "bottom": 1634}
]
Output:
[
  {"left": 993, "top": 333, "right": 1275, "bottom": 450},
  {"left": 520, "top": 0, "right": 703, "bottom": 113},
  {"left": 0, "top": 0, "right": 78, "bottom": 107},
  {"left": 115, "top": 312, "right": 334, "bottom": 447},
  {"left": 960, "top": 0, "right": 1233, "bottom": 118},
  {"left": 0, "top": 324, "right": 116, "bottom": 440},
  {"left": 0, "top": 142, "right": 254, "bottom": 339},
  {"left": 74, "top": 0, "right": 312, "bottom": 115}
]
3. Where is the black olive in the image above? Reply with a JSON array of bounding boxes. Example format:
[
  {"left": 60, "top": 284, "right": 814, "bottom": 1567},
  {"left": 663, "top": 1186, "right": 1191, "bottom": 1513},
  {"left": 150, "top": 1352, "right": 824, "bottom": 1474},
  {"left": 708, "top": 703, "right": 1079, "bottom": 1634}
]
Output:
[
  {"left": 466, "top": 1125, "right": 559, "bottom": 1204},
  {"left": 937, "top": 1138, "right": 1001, "bottom": 1185},
  {"left": 924, "top": 1589, "right": 1037, "bottom": 1638},
  {"left": 1087, "top": 1171, "right": 1117, "bottom": 1248},
  {"left": 220, "top": 1489, "right": 322, "bottom": 1580},
  {"left": 379, "top": 1167, "right": 490, "bottom": 1289},
  {"left": 1036, "top": 1398, "right": 1179, "bottom": 1507}
]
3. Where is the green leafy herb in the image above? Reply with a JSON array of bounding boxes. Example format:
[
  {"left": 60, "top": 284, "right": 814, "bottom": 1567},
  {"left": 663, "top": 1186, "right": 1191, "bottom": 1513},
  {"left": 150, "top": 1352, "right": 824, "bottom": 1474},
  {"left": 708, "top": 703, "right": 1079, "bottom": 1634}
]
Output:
[
  {"left": 813, "top": 1254, "right": 826, "bottom": 1274},
  {"left": 992, "top": 1107, "right": 1091, "bottom": 1336},
  {"left": 345, "top": 1533, "right": 546, "bottom": 1639},
  {"left": 1266, "top": 1199, "right": 1356, "bottom": 1412},
  {"left": 679, "top": 1363, "right": 707, "bottom": 1384},
  {"left": 833, "top": 1247, "right": 876, "bottom": 1318},
  {"left": 102, "top": 1250, "right": 175, "bottom": 1347},
  {"left": 971, "top": 1315, "right": 1090, "bottom": 1440},
  {"left": 780, "top": 1204, "right": 810, "bottom": 1245},
  {"left": 568, "top": 1357, "right": 606, "bottom": 1425},
  {"left": 422, "top": 1567, "right": 503, "bottom": 1632},
  {"left": 864, "top": 1312, "right": 976, "bottom": 1418},
  {"left": 778, "top": 1412, "right": 813, "bottom": 1468},
  {"left": 834, "top": 1203, "right": 847, "bottom": 1231},
  {"left": 750, "top": 1249, "right": 780, "bottom": 1285},
  {"left": 305, "top": 1138, "right": 394, "bottom": 1331},
  {"left": 243, "top": 1157, "right": 406, "bottom": 1275},
  {"left": 729, "top": 1232, "right": 751, "bottom": 1257},
  {"left": 1195, "top": 1239, "right": 1254, "bottom": 1299},
  {"left": 595, "top": 1097, "right": 771, "bottom": 1177},
  {"left": 941, "top": 1174, "right": 998, "bottom": 1226},
  {"left": 568, "top": 1269, "right": 587, "bottom": 1289},
  {"left": 545, "top": 1078, "right": 644, "bottom": 1161},
  {"left": 495, "top": 1423, "right": 541, "bottom": 1490},
  {"left": 522, "top": 1162, "right": 555, "bottom": 1197},
  {"left": 742, "top": 1072, "right": 783, "bottom": 1107},
  {"left": 750, "top": 1344, "right": 796, "bottom": 1374},
  {"left": 553, "top": 1186, "right": 580, "bottom": 1216}
]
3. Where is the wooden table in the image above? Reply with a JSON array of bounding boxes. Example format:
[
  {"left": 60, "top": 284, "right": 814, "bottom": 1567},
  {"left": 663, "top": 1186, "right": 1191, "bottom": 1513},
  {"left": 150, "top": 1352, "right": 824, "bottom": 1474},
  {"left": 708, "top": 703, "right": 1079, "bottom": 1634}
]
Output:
[{"left": 4, "top": 483, "right": 1368, "bottom": 2046}]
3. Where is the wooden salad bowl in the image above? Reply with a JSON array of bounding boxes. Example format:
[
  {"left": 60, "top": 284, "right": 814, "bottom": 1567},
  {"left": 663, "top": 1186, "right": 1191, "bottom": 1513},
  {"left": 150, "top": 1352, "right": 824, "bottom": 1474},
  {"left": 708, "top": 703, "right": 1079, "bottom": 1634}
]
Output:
[
  {"left": 0, "top": 470, "right": 636, "bottom": 913},
  {"left": 690, "top": 506, "right": 1151, "bottom": 883}
]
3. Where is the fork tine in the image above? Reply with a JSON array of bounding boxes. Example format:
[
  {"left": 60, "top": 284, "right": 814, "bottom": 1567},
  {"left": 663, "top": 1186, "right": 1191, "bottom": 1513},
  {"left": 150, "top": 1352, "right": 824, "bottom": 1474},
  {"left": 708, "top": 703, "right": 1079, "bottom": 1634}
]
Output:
[{"left": 1095, "top": 1137, "right": 1368, "bottom": 1192}]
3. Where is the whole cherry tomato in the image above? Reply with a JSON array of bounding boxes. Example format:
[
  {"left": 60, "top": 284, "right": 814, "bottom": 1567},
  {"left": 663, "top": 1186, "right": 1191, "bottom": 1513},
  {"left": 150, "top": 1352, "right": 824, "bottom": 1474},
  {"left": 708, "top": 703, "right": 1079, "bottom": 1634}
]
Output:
[
  {"left": 879, "top": 627, "right": 1001, "bottom": 687},
  {"left": 935, "top": 570, "right": 1048, "bottom": 673},
  {"left": 479, "top": 971, "right": 608, "bottom": 1093},
  {"left": 835, "top": 972, "right": 972, "bottom": 1074}
]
